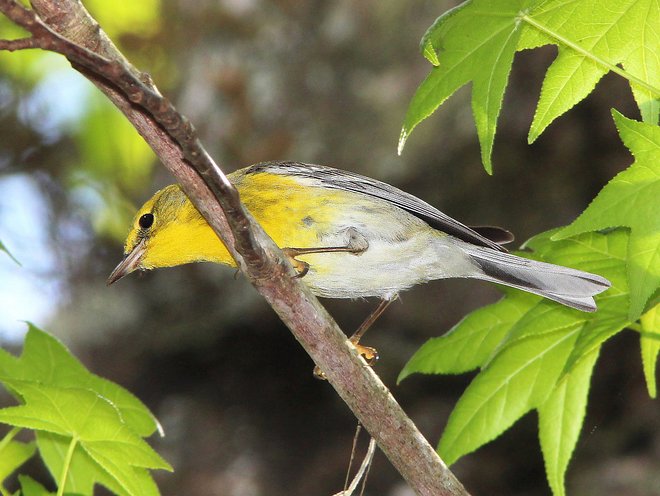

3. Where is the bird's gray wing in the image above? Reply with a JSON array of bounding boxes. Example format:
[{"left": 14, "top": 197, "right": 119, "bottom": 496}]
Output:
[{"left": 247, "top": 161, "right": 508, "bottom": 252}]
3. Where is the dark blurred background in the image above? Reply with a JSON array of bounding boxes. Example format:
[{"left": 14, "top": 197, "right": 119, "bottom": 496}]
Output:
[{"left": 0, "top": 1, "right": 657, "bottom": 495}]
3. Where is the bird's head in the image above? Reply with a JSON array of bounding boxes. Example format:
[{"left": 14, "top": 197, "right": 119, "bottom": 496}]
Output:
[{"left": 107, "top": 184, "right": 233, "bottom": 284}]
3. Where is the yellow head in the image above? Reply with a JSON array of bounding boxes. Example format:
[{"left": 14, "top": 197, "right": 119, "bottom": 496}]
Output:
[{"left": 107, "top": 185, "right": 234, "bottom": 284}]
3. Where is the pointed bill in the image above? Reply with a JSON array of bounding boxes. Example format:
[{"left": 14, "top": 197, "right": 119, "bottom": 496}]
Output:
[{"left": 107, "top": 239, "right": 146, "bottom": 285}]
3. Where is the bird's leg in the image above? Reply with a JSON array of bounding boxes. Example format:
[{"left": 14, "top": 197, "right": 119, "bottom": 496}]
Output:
[
  {"left": 348, "top": 297, "right": 395, "bottom": 364},
  {"left": 283, "top": 227, "right": 369, "bottom": 278},
  {"left": 314, "top": 297, "right": 396, "bottom": 379}
]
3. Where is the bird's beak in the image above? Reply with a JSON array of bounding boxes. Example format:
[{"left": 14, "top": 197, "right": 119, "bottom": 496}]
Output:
[{"left": 107, "top": 238, "right": 146, "bottom": 285}]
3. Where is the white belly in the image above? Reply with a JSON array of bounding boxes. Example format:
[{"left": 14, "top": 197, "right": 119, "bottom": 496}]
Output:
[{"left": 297, "top": 218, "right": 479, "bottom": 299}]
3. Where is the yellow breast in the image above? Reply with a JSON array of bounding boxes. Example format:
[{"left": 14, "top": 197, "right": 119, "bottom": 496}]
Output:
[{"left": 232, "top": 170, "right": 348, "bottom": 250}]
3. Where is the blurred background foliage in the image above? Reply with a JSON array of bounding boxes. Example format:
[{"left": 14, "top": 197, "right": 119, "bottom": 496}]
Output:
[{"left": 0, "top": 1, "right": 657, "bottom": 495}]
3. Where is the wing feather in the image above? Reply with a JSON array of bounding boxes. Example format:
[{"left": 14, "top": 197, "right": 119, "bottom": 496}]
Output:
[{"left": 245, "top": 161, "right": 507, "bottom": 252}]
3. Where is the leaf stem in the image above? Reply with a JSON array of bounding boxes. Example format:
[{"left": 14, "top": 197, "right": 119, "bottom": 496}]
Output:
[
  {"left": 56, "top": 436, "right": 78, "bottom": 496},
  {"left": 628, "top": 322, "right": 643, "bottom": 333},
  {"left": 520, "top": 14, "right": 660, "bottom": 97}
]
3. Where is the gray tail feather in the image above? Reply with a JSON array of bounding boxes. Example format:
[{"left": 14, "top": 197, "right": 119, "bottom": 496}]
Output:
[{"left": 464, "top": 246, "right": 611, "bottom": 312}]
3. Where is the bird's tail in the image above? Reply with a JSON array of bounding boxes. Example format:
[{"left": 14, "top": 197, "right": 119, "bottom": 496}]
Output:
[{"left": 463, "top": 245, "right": 611, "bottom": 312}]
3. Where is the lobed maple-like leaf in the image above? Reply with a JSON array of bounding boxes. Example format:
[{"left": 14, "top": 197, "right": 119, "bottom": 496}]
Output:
[
  {"left": 400, "top": 0, "right": 660, "bottom": 171},
  {"left": 399, "top": 0, "right": 531, "bottom": 173},
  {"left": 0, "top": 326, "right": 170, "bottom": 496},
  {"left": 0, "top": 381, "right": 170, "bottom": 496},
  {"left": 556, "top": 111, "right": 660, "bottom": 320},
  {"left": 0, "top": 324, "right": 160, "bottom": 437},
  {"left": 401, "top": 228, "right": 630, "bottom": 495}
]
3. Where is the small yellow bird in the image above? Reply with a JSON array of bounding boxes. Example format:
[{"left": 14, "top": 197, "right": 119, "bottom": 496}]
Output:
[{"left": 108, "top": 161, "right": 610, "bottom": 316}]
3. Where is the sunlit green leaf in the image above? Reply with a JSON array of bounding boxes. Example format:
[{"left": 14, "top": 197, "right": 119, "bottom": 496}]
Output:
[
  {"left": 439, "top": 323, "right": 582, "bottom": 464},
  {"left": 524, "top": 229, "right": 631, "bottom": 374},
  {"left": 520, "top": 0, "right": 660, "bottom": 140},
  {"left": 0, "top": 324, "right": 159, "bottom": 437},
  {"left": 0, "top": 438, "right": 35, "bottom": 482},
  {"left": 402, "top": 0, "right": 660, "bottom": 169},
  {"left": 0, "top": 326, "right": 169, "bottom": 495},
  {"left": 36, "top": 431, "right": 161, "bottom": 496},
  {"left": 0, "top": 381, "right": 170, "bottom": 496},
  {"left": 398, "top": 291, "right": 538, "bottom": 380},
  {"left": 400, "top": 0, "right": 530, "bottom": 173},
  {"left": 555, "top": 112, "right": 660, "bottom": 320},
  {"left": 402, "top": 228, "right": 629, "bottom": 485},
  {"left": 640, "top": 304, "right": 660, "bottom": 397},
  {"left": 18, "top": 475, "right": 55, "bottom": 496},
  {"left": 538, "top": 349, "right": 599, "bottom": 496}
]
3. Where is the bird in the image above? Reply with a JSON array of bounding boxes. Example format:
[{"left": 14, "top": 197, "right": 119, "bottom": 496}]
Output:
[{"left": 108, "top": 161, "right": 610, "bottom": 358}]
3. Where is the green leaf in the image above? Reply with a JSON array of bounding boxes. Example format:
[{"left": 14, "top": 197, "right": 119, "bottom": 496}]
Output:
[
  {"left": 402, "top": 229, "right": 629, "bottom": 474},
  {"left": 36, "top": 432, "right": 161, "bottom": 496},
  {"left": 520, "top": 0, "right": 660, "bottom": 140},
  {"left": 524, "top": 229, "right": 632, "bottom": 374},
  {"left": 35, "top": 432, "right": 104, "bottom": 496},
  {"left": 0, "top": 325, "right": 169, "bottom": 496},
  {"left": 402, "top": 0, "right": 660, "bottom": 169},
  {"left": 555, "top": 112, "right": 660, "bottom": 320},
  {"left": 0, "top": 324, "right": 160, "bottom": 437},
  {"left": 538, "top": 349, "right": 599, "bottom": 496},
  {"left": 0, "top": 240, "right": 21, "bottom": 266},
  {"left": 0, "top": 381, "right": 170, "bottom": 496},
  {"left": 399, "top": 0, "right": 531, "bottom": 173},
  {"left": 0, "top": 437, "right": 36, "bottom": 482},
  {"left": 398, "top": 291, "right": 538, "bottom": 381},
  {"left": 18, "top": 475, "right": 56, "bottom": 496},
  {"left": 640, "top": 304, "right": 660, "bottom": 397},
  {"left": 438, "top": 323, "right": 582, "bottom": 464}
]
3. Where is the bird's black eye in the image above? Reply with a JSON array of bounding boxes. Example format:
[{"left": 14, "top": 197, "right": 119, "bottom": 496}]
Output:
[{"left": 139, "top": 213, "right": 154, "bottom": 229}]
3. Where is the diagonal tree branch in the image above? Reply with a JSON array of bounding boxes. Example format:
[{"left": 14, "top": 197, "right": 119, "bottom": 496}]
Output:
[{"left": 0, "top": 1, "right": 470, "bottom": 494}]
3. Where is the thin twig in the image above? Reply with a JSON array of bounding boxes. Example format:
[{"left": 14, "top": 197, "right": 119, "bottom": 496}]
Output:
[
  {"left": 0, "top": 37, "right": 40, "bottom": 50},
  {"left": 334, "top": 437, "right": 377, "bottom": 496},
  {"left": 344, "top": 423, "right": 363, "bottom": 492}
]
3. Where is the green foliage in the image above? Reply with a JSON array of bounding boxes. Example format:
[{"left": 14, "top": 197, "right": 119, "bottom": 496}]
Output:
[
  {"left": 556, "top": 112, "right": 660, "bottom": 320},
  {"left": 640, "top": 304, "right": 660, "bottom": 397},
  {"left": 0, "top": 325, "right": 170, "bottom": 496},
  {"left": 0, "top": 434, "right": 35, "bottom": 483},
  {"left": 400, "top": 229, "right": 632, "bottom": 493},
  {"left": 400, "top": 1, "right": 660, "bottom": 494},
  {"left": 399, "top": 0, "right": 660, "bottom": 172},
  {"left": 538, "top": 349, "right": 599, "bottom": 496},
  {"left": 17, "top": 476, "right": 56, "bottom": 496}
]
